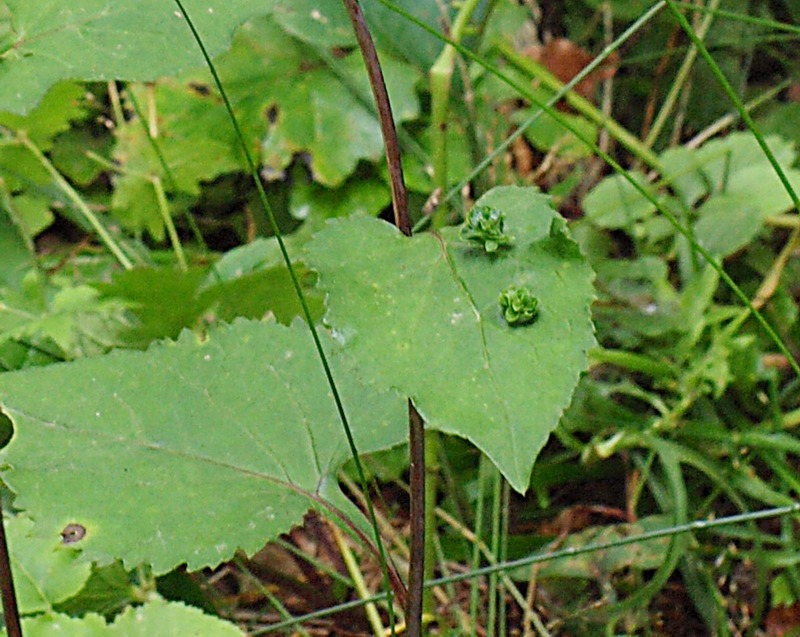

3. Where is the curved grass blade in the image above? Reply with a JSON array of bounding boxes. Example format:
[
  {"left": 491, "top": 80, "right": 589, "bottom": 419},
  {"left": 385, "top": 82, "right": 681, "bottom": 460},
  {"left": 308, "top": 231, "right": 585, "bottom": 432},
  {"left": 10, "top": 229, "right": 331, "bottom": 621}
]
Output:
[
  {"left": 171, "top": 0, "right": 404, "bottom": 609},
  {"left": 255, "top": 502, "right": 800, "bottom": 634}
]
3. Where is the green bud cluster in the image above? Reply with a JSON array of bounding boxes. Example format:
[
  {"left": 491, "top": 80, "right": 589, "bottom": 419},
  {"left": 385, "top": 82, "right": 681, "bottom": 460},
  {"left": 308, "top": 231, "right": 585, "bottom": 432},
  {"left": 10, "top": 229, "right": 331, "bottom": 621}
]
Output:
[
  {"left": 460, "top": 205, "right": 513, "bottom": 253},
  {"left": 499, "top": 286, "right": 539, "bottom": 326}
]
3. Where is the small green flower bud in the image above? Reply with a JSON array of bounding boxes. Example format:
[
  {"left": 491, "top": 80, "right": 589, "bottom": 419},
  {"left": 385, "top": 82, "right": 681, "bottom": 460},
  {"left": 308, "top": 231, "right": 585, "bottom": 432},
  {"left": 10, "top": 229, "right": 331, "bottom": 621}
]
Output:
[
  {"left": 499, "top": 286, "right": 539, "bottom": 326},
  {"left": 460, "top": 206, "right": 513, "bottom": 253}
]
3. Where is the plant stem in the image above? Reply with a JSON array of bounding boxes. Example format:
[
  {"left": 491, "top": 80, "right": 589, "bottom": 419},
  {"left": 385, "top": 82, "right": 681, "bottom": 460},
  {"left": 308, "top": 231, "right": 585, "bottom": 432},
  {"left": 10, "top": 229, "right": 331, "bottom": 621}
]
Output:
[
  {"left": 331, "top": 524, "right": 387, "bottom": 637},
  {"left": 429, "top": 0, "right": 481, "bottom": 221},
  {"left": 0, "top": 502, "right": 22, "bottom": 637},
  {"left": 151, "top": 175, "right": 188, "bottom": 271},
  {"left": 338, "top": 2, "right": 422, "bottom": 635},
  {"left": 406, "top": 404, "right": 427, "bottom": 632},
  {"left": 644, "top": 0, "right": 722, "bottom": 149},
  {"left": 340, "top": 0, "right": 409, "bottom": 234},
  {"left": 17, "top": 132, "right": 134, "bottom": 270}
]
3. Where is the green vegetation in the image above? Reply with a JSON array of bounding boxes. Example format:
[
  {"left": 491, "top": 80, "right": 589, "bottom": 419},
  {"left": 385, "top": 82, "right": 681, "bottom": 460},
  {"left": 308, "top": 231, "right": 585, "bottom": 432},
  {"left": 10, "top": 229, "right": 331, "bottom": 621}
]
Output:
[{"left": 0, "top": 0, "right": 799, "bottom": 634}]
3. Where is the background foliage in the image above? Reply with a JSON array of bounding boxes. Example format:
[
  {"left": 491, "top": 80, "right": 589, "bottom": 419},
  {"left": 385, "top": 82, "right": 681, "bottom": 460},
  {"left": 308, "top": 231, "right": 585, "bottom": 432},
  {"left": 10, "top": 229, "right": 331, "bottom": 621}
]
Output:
[{"left": 1, "top": 0, "right": 799, "bottom": 634}]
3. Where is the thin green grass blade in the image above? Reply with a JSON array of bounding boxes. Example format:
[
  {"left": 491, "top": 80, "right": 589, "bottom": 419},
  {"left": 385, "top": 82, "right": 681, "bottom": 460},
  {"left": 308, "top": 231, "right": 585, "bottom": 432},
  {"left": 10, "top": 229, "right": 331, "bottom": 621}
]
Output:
[
  {"left": 255, "top": 503, "right": 800, "bottom": 634},
  {"left": 673, "top": 1, "right": 800, "bottom": 35},
  {"left": 664, "top": 0, "right": 800, "bottom": 214},
  {"left": 170, "top": 0, "right": 399, "bottom": 620},
  {"left": 606, "top": 442, "right": 689, "bottom": 625}
]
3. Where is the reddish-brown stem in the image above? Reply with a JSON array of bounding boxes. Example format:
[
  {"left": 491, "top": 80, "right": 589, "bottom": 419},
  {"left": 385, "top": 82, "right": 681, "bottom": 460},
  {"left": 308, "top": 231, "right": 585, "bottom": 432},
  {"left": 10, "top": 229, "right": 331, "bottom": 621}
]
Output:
[
  {"left": 339, "top": 2, "right": 424, "bottom": 635},
  {"left": 0, "top": 501, "right": 22, "bottom": 637},
  {"left": 340, "top": 0, "right": 411, "bottom": 236},
  {"left": 406, "top": 401, "right": 425, "bottom": 635}
]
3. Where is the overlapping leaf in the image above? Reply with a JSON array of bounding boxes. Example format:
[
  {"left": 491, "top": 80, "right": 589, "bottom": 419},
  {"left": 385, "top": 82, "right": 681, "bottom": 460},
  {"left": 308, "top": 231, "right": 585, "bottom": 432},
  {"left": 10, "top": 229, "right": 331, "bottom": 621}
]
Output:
[
  {"left": 0, "top": 320, "right": 405, "bottom": 573},
  {"left": 305, "top": 186, "right": 596, "bottom": 492},
  {"left": 4, "top": 599, "right": 244, "bottom": 636},
  {"left": 110, "top": 15, "right": 419, "bottom": 236},
  {"left": 6, "top": 515, "right": 92, "bottom": 614},
  {"left": 0, "top": 0, "right": 274, "bottom": 114}
]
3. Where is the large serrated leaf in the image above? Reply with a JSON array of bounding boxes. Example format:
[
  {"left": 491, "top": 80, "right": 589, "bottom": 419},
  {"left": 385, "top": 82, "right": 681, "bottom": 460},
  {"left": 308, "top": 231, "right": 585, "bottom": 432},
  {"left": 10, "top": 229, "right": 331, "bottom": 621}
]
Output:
[
  {"left": 305, "top": 186, "right": 596, "bottom": 492},
  {"left": 0, "top": 320, "right": 405, "bottom": 573}
]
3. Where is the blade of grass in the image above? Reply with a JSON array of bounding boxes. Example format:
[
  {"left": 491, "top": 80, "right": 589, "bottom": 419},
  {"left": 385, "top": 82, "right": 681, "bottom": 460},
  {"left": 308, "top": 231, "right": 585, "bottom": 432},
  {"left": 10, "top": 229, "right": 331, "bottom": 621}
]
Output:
[
  {"left": 232, "top": 555, "right": 314, "bottom": 637},
  {"left": 429, "top": 0, "right": 482, "bottom": 199},
  {"left": 15, "top": 132, "right": 134, "bottom": 270},
  {"left": 487, "top": 467, "right": 502, "bottom": 637},
  {"left": 331, "top": 523, "right": 386, "bottom": 637},
  {"left": 171, "top": 0, "right": 405, "bottom": 617},
  {"left": 470, "top": 455, "right": 489, "bottom": 636},
  {"left": 663, "top": 0, "right": 800, "bottom": 315},
  {"left": 125, "top": 86, "right": 212, "bottom": 257},
  {"left": 643, "top": 0, "right": 722, "bottom": 149},
  {"left": 256, "top": 503, "right": 800, "bottom": 634},
  {"left": 607, "top": 442, "right": 689, "bottom": 627},
  {"left": 673, "top": 1, "right": 800, "bottom": 35},
  {"left": 397, "top": 0, "right": 667, "bottom": 226},
  {"left": 151, "top": 175, "right": 188, "bottom": 272},
  {"left": 496, "top": 41, "right": 662, "bottom": 169}
]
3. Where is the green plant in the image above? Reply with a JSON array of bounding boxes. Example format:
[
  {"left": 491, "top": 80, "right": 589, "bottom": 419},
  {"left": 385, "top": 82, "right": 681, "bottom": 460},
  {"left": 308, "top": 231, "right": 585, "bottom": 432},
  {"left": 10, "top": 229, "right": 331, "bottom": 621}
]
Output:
[{"left": 0, "top": 1, "right": 799, "bottom": 635}]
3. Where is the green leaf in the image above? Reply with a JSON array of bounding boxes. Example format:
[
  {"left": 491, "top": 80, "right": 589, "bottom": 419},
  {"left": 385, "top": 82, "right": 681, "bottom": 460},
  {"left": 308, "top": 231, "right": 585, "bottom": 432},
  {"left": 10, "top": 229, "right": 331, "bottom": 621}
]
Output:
[
  {"left": 583, "top": 172, "right": 658, "bottom": 229},
  {"left": 55, "top": 562, "right": 137, "bottom": 619},
  {"left": 109, "top": 15, "right": 419, "bottom": 234},
  {"left": 364, "top": 0, "right": 450, "bottom": 69},
  {"left": 0, "top": 82, "right": 88, "bottom": 150},
  {"left": 289, "top": 164, "right": 391, "bottom": 230},
  {"left": 0, "top": 319, "right": 405, "bottom": 573},
  {"left": 214, "top": 17, "right": 420, "bottom": 186},
  {"left": 0, "top": 1, "right": 275, "bottom": 115},
  {"left": 96, "top": 268, "right": 209, "bottom": 345},
  {"left": 0, "top": 274, "right": 130, "bottom": 358},
  {"left": 6, "top": 514, "right": 92, "bottom": 614},
  {"left": 5, "top": 599, "right": 244, "bottom": 636},
  {"left": 305, "top": 186, "right": 596, "bottom": 492},
  {"left": 515, "top": 108, "right": 598, "bottom": 159},
  {"left": 0, "top": 209, "right": 32, "bottom": 288},
  {"left": 693, "top": 193, "right": 762, "bottom": 257},
  {"left": 271, "top": 0, "right": 355, "bottom": 47}
]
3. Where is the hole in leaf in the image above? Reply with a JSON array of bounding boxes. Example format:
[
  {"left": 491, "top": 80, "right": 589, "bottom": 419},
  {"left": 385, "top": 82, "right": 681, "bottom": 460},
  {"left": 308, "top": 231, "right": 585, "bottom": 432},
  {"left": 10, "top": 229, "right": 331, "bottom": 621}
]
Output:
[
  {"left": 188, "top": 82, "right": 211, "bottom": 97},
  {"left": 0, "top": 410, "right": 12, "bottom": 449},
  {"left": 61, "top": 523, "right": 87, "bottom": 545},
  {"left": 266, "top": 104, "right": 279, "bottom": 124}
]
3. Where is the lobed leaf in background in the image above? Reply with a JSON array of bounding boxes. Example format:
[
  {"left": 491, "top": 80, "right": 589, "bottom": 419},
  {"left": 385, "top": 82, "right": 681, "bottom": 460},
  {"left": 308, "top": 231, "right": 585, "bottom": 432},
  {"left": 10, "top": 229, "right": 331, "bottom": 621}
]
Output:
[
  {"left": 111, "top": 15, "right": 419, "bottom": 239},
  {"left": 93, "top": 238, "right": 324, "bottom": 347},
  {"left": 0, "top": 82, "right": 90, "bottom": 243},
  {"left": 305, "top": 186, "right": 596, "bottom": 492},
  {"left": 0, "top": 319, "right": 405, "bottom": 574}
]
